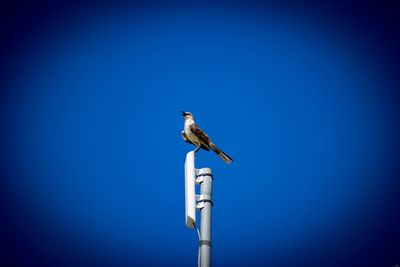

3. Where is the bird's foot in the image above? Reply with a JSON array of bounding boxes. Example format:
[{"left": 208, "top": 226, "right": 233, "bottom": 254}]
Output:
[{"left": 194, "top": 146, "right": 201, "bottom": 154}]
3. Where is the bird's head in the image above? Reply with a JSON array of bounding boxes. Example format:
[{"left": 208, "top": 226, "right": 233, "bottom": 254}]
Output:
[{"left": 181, "top": 111, "right": 194, "bottom": 119}]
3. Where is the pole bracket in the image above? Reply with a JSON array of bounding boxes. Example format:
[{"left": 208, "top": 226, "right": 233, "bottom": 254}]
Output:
[
  {"left": 199, "top": 240, "right": 212, "bottom": 247},
  {"left": 195, "top": 168, "right": 213, "bottom": 184},
  {"left": 196, "top": 194, "right": 213, "bottom": 209}
]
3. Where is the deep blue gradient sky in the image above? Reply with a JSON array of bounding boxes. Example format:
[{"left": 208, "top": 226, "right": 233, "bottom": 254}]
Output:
[{"left": 1, "top": 1, "right": 399, "bottom": 266}]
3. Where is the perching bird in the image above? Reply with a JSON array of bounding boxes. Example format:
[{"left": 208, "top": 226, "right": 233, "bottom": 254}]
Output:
[{"left": 181, "top": 111, "right": 233, "bottom": 163}]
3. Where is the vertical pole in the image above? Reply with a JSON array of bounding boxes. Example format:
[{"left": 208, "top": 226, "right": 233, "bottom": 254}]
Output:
[{"left": 197, "top": 168, "right": 213, "bottom": 267}]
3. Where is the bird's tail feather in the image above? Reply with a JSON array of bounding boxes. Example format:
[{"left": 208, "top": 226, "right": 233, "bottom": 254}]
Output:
[{"left": 210, "top": 143, "right": 233, "bottom": 164}]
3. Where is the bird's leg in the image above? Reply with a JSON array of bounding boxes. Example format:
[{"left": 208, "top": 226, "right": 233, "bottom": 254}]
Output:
[{"left": 194, "top": 146, "right": 201, "bottom": 154}]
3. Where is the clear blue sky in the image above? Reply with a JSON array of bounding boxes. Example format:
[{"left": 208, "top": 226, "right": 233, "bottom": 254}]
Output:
[{"left": 1, "top": 1, "right": 399, "bottom": 266}]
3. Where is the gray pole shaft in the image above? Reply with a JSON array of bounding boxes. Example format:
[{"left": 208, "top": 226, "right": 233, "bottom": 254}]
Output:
[{"left": 199, "top": 170, "right": 212, "bottom": 267}]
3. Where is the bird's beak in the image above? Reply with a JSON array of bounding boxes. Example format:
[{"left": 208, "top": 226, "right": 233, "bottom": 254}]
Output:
[{"left": 181, "top": 111, "right": 186, "bottom": 116}]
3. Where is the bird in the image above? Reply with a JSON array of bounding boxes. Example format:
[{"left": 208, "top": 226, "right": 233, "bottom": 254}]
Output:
[{"left": 181, "top": 111, "right": 233, "bottom": 163}]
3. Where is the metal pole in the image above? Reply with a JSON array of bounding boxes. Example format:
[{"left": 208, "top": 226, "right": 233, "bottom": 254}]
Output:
[{"left": 197, "top": 168, "right": 213, "bottom": 267}]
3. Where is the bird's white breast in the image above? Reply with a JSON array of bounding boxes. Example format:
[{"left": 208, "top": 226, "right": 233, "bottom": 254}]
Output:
[{"left": 183, "top": 118, "right": 199, "bottom": 144}]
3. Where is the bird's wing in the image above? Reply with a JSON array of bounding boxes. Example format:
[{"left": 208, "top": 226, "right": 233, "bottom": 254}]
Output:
[
  {"left": 190, "top": 124, "right": 212, "bottom": 150},
  {"left": 181, "top": 129, "right": 210, "bottom": 151}
]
